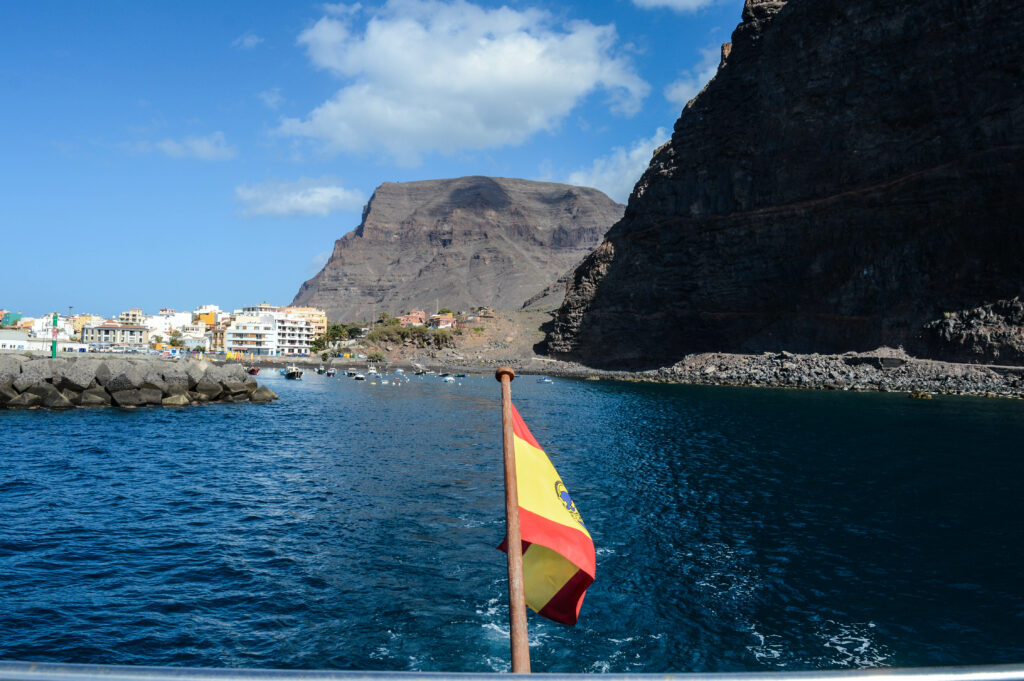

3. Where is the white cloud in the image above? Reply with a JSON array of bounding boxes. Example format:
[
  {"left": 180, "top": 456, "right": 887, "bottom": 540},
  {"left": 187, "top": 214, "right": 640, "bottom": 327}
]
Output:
[
  {"left": 235, "top": 177, "right": 366, "bottom": 217},
  {"left": 233, "top": 33, "right": 264, "bottom": 49},
  {"left": 632, "top": 0, "right": 719, "bottom": 11},
  {"left": 280, "top": 0, "right": 649, "bottom": 165},
  {"left": 567, "top": 128, "right": 669, "bottom": 203},
  {"left": 155, "top": 132, "right": 237, "bottom": 160},
  {"left": 259, "top": 88, "right": 283, "bottom": 109},
  {"left": 664, "top": 45, "right": 720, "bottom": 108},
  {"left": 323, "top": 2, "right": 362, "bottom": 15},
  {"left": 309, "top": 251, "right": 332, "bottom": 274}
]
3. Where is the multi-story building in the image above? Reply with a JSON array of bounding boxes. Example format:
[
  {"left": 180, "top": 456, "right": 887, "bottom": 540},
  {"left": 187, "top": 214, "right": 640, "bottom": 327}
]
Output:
[
  {"left": 29, "top": 315, "right": 75, "bottom": 340},
  {"left": 72, "top": 314, "right": 106, "bottom": 336},
  {"left": 1, "top": 311, "right": 22, "bottom": 328},
  {"left": 81, "top": 322, "right": 149, "bottom": 348},
  {"left": 224, "top": 314, "right": 277, "bottom": 356},
  {"left": 241, "top": 302, "right": 280, "bottom": 316},
  {"left": 275, "top": 315, "right": 315, "bottom": 356},
  {"left": 146, "top": 309, "right": 193, "bottom": 339},
  {"left": 205, "top": 323, "right": 227, "bottom": 353},
  {"left": 118, "top": 308, "right": 147, "bottom": 326},
  {"left": 280, "top": 306, "right": 328, "bottom": 337}
]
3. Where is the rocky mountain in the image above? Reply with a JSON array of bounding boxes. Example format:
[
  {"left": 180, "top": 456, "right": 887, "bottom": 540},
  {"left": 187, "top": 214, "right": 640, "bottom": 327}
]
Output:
[
  {"left": 292, "top": 177, "right": 623, "bottom": 321},
  {"left": 546, "top": 0, "right": 1024, "bottom": 369}
]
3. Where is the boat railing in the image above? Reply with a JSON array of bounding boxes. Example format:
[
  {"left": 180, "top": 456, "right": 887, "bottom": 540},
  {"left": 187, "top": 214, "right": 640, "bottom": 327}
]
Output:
[{"left": 2, "top": 662, "right": 1024, "bottom": 681}]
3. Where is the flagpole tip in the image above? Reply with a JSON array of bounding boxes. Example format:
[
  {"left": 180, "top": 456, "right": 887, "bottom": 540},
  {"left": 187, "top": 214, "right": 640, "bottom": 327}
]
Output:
[{"left": 495, "top": 367, "right": 515, "bottom": 382}]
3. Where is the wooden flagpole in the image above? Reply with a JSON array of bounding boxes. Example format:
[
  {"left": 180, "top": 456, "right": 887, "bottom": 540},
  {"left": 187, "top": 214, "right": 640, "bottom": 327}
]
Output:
[{"left": 496, "top": 366, "right": 531, "bottom": 673}]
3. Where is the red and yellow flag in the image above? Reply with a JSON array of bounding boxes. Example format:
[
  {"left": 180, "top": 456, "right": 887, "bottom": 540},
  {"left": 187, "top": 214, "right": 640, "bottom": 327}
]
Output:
[{"left": 501, "top": 404, "right": 595, "bottom": 625}]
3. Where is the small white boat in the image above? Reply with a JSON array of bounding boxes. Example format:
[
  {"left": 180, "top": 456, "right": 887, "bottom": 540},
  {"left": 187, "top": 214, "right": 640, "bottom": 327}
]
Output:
[
  {"left": 442, "top": 376, "right": 456, "bottom": 383},
  {"left": 285, "top": 366, "right": 303, "bottom": 380},
  {"left": 537, "top": 376, "right": 553, "bottom": 383},
  {"left": 353, "top": 373, "right": 366, "bottom": 381}
]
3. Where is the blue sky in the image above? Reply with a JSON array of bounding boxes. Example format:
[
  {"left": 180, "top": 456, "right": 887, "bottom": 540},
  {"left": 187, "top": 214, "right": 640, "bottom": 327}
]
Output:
[{"left": 1, "top": 0, "right": 742, "bottom": 318}]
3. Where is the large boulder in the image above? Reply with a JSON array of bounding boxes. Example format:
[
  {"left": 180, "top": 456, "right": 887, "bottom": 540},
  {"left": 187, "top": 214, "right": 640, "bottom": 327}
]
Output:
[
  {"left": 95, "top": 359, "right": 132, "bottom": 387},
  {"left": 104, "top": 364, "right": 146, "bottom": 393},
  {"left": 79, "top": 387, "right": 112, "bottom": 407},
  {"left": 162, "top": 393, "right": 190, "bottom": 407},
  {"left": 183, "top": 360, "right": 209, "bottom": 389},
  {"left": 249, "top": 385, "right": 278, "bottom": 403},
  {"left": 161, "top": 367, "right": 190, "bottom": 395},
  {"left": 57, "top": 359, "right": 102, "bottom": 392},
  {"left": 0, "top": 382, "right": 19, "bottom": 406},
  {"left": 60, "top": 388, "right": 82, "bottom": 406},
  {"left": 193, "top": 378, "right": 223, "bottom": 400},
  {"left": 110, "top": 389, "right": 146, "bottom": 408},
  {"left": 139, "top": 366, "right": 169, "bottom": 395},
  {"left": 138, "top": 388, "right": 164, "bottom": 406},
  {"left": 13, "top": 359, "right": 55, "bottom": 392},
  {"left": 222, "top": 380, "right": 249, "bottom": 397},
  {"left": 7, "top": 391, "right": 42, "bottom": 408},
  {"left": 0, "top": 355, "right": 22, "bottom": 386}
]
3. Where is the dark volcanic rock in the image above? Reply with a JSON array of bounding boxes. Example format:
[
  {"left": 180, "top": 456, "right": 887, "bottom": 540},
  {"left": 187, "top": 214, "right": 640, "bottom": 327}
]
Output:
[
  {"left": 548, "top": 0, "right": 1024, "bottom": 369},
  {"left": 292, "top": 176, "right": 623, "bottom": 321},
  {"left": 918, "top": 297, "right": 1024, "bottom": 364}
]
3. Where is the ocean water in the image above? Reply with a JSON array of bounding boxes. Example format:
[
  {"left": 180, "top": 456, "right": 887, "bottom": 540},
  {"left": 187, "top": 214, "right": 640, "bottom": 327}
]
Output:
[{"left": 2, "top": 373, "right": 1023, "bottom": 673}]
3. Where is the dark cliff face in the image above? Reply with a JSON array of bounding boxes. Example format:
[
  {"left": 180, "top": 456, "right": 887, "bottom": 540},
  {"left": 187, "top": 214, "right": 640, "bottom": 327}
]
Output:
[
  {"left": 548, "top": 0, "right": 1024, "bottom": 368},
  {"left": 292, "top": 177, "right": 623, "bottom": 321}
]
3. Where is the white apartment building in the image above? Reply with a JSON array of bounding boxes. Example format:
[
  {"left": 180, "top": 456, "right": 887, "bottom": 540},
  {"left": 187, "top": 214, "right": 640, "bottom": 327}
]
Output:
[
  {"left": 224, "top": 310, "right": 315, "bottom": 356},
  {"left": 28, "top": 315, "right": 75, "bottom": 340},
  {"left": 224, "top": 314, "right": 278, "bottom": 356},
  {"left": 145, "top": 309, "right": 193, "bottom": 339},
  {"left": 275, "top": 315, "right": 315, "bottom": 356}
]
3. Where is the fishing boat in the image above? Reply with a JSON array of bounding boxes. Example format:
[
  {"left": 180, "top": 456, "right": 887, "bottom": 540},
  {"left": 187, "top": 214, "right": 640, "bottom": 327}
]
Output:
[
  {"left": 346, "top": 368, "right": 358, "bottom": 376},
  {"left": 326, "top": 367, "right": 337, "bottom": 377},
  {"left": 353, "top": 373, "right": 366, "bottom": 381},
  {"left": 245, "top": 366, "right": 259, "bottom": 376},
  {"left": 443, "top": 376, "right": 456, "bottom": 383},
  {"left": 285, "top": 366, "right": 303, "bottom": 380},
  {"left": 316, "top": 366, "right": 326, "bottom": 375}
]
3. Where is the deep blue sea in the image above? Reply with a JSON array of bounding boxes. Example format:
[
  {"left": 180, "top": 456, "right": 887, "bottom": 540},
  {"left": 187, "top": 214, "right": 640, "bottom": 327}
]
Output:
[{"left": 2, "top": 372, "right": 1023, "bottom": 673}]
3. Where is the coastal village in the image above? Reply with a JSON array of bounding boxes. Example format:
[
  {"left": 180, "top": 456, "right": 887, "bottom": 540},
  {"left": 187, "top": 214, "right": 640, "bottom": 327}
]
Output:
[{"left": 0, "top": 304, "right": 478, "bottom": 359}]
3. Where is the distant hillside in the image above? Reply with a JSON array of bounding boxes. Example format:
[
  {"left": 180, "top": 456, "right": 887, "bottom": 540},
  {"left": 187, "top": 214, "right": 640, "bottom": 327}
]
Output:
[{"left": 292, "top": 176, "right": 623, "bottom": 321}]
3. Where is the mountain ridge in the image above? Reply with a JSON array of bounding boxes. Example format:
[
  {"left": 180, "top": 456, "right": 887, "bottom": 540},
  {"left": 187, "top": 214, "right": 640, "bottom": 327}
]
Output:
[{"left": 292, "top": 176, "right": 623, "bottom": 321}]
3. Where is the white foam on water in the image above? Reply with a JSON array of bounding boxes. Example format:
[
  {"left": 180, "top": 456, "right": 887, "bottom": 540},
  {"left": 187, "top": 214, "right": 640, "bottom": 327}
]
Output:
[
  {"left": 819, "top": 620, "right": 890, "bottom": 668},
  {"left": 746, "top": 626, "right": 787, "bottom": 666}
]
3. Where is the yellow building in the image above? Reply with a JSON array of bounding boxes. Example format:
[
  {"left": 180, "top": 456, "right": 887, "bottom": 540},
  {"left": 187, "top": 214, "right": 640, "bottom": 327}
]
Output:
[
  {"left": 72, "top": 314, "right": 106, "bottom": 336},
  {"left": 196, "top": 311, "right": 216, "bottom": 328},
  {"left": 280, "top": 306, "right": 328, "bottom": 337}
]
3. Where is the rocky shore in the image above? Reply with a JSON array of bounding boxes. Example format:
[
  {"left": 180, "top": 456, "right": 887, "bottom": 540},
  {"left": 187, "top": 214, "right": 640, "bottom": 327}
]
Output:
[
  {"left": 0, "top": 355, "right": 278, "bottom": 409},
  {"left": 428, "top": 347, "right": 1024, "bottom": 399}
]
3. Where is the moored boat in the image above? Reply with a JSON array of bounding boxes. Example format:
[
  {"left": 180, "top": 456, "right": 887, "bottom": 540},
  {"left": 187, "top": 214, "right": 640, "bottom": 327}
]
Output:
[
  {"left": 353, "top": 373, "right": 366, "bottom": 381},
  {"left": 285, "top": 366, "right": 303, "bottom": 380},
  {"left": 326, "top": 367, "right": 337, "bottom": 377},
  {"left": 246, "top": 366, "right": 259, "bottom": 376}
]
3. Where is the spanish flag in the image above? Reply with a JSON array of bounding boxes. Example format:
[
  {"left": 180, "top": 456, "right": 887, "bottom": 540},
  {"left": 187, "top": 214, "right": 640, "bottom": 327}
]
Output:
[{"left": 501, "top": 404, "right": 595, "bottom": 625}]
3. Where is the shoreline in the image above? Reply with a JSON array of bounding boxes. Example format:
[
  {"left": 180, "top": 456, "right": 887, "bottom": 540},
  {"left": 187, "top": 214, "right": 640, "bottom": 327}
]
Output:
[
  {"left": 427, "top": 348, "right": 1024, "bottom": 400},
  {"left": 28, "top": 347, "right": 1024, "bottom": 400}
]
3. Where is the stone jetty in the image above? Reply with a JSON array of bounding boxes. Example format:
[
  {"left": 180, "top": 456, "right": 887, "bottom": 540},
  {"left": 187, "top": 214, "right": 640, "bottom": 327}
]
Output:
[{"left": 0, "top": 355, "right": 278, "bottom": 409}]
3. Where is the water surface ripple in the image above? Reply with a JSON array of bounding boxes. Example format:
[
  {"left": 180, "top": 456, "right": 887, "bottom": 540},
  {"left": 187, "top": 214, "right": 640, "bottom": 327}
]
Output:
[{"left": 2, "top": 375, "right": 1023, "bottom": 672}]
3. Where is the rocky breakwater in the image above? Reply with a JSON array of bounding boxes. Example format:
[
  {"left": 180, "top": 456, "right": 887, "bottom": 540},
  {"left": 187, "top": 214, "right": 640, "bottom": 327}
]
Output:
[
  {"left": 548, "top": 0, "right": 1024, "bottom": 369},
  {"left": 0, "top": 355, "right": 278, "bottom": 409}
]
